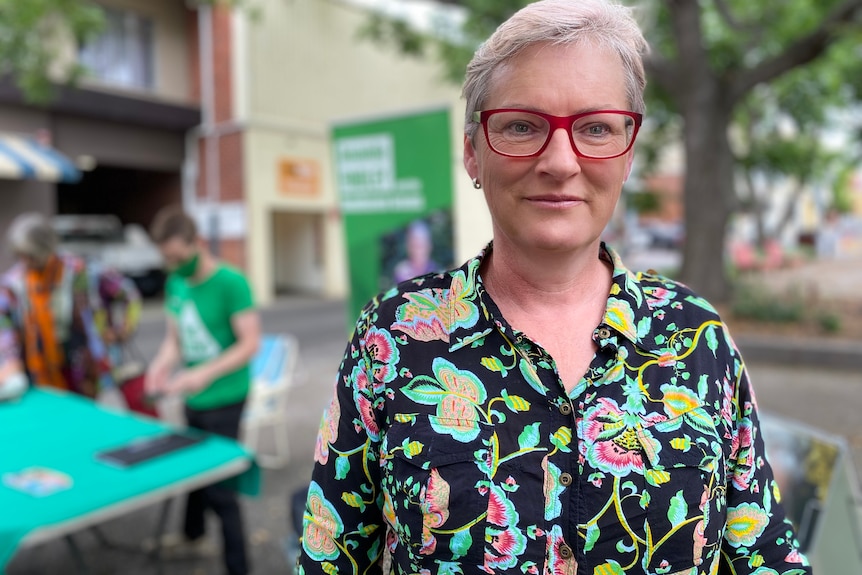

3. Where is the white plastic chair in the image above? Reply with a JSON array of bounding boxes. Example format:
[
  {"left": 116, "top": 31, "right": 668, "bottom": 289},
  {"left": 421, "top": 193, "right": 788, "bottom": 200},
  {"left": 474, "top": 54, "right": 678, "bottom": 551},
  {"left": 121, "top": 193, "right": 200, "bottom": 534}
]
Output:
[{"left": 242, "top": 333, "right": 301, "bottom": 468}]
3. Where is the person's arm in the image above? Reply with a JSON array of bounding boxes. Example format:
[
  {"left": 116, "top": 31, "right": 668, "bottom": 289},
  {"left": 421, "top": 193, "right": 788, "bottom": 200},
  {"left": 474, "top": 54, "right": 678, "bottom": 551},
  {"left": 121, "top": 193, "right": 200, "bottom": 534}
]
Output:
[
  {"left": 96, "top": 266, "right": 142, "bottom": 343},
  {"left": 720, "top": 359, "right": 812, "bottom": 573},
  {"left": 169, "top": 308, "right": 260, "bottom": 395},
  {"left": 144, "top": 317, "right": 181, "bottom": 396},
  {"left": 0, "top": 289, "right": 27, "bottom": 392},
  {"left": 298, "top": 306, "right": 386, "bottom": 575}
]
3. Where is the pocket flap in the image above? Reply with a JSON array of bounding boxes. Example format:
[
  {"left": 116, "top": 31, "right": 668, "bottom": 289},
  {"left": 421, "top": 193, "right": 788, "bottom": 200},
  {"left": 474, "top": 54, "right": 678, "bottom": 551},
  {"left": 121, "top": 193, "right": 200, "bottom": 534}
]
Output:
[{"left": 385, "top": 415, "right": 491, "bottom": 469}]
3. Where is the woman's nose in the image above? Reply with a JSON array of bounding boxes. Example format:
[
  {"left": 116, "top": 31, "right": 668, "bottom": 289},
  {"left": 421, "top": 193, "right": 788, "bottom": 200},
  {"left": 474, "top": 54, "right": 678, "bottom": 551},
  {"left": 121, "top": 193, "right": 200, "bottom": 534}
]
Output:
[{"left": 538, "top": 127, "right": 582, "bottom": 173}]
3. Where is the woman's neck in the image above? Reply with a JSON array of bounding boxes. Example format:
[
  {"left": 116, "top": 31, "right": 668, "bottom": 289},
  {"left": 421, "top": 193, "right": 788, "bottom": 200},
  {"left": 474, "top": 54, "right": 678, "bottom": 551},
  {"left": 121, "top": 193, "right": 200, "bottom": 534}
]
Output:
[{"left": 481, "top": 240, "right": 612, "bottom": 315}]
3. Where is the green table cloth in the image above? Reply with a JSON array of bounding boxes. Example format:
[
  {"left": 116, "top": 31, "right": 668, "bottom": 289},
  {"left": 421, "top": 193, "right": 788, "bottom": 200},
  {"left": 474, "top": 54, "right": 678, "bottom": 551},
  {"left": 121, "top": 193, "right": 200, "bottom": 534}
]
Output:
[{"left": 0, "top": 387, "right": 259, "bottom": 571}]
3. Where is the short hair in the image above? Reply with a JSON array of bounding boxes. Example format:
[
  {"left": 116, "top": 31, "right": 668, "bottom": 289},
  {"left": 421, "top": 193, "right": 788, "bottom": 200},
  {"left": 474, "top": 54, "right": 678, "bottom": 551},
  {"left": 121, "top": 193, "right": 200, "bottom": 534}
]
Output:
[
  {"left": 7, "top": 212, "right": 57, "bottom": 261},
  {"left": 462, "top": 0, "right": 649, "bottom": 140},
  {"left": 149, "top": 205, "right": 198, "bottom": 244}
]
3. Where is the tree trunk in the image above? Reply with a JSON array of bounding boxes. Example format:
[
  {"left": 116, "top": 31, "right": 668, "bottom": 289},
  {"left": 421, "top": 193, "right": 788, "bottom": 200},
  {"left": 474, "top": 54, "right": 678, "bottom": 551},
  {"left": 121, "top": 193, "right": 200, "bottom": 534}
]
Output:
[{"left": 678, "top": 100, "right": 736, "bottom": 304}]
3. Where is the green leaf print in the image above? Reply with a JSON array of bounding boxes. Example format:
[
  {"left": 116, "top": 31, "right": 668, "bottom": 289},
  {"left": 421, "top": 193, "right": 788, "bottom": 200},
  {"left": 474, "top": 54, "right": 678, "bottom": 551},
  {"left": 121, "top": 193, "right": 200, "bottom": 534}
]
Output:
[
  {"left": 335, "top": 456, "right": 350, "bottom": 480},
  {"left": 502, "top": 390, "right": 531, "bottom": 412},
  {"left": 705, "top": 324, "right": 719, "bottom": 357},
  {"left": 584, "top": 522, "right": 601, "bottom": 552},
  {"left": 550, "top": 427, "right": 573, "bottom": 452},
  {"left": 518, "top": 423, "right": 541, "bottom": 450},
  {"left": 449, "top": 529, "right": 472, "bottom": 559},
  {"left": 667, "top": 490, "right": 689, "bottom": 525},
  {"left": 481, "top": 355, "right": 508, "bottom": 376}
]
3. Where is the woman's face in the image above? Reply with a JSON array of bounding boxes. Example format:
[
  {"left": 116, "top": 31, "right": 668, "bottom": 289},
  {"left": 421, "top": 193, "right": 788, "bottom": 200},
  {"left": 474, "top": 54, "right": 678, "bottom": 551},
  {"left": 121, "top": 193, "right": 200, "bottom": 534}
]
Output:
[{"left": 464, "top": 41, "right": 635, "bottom": 258}]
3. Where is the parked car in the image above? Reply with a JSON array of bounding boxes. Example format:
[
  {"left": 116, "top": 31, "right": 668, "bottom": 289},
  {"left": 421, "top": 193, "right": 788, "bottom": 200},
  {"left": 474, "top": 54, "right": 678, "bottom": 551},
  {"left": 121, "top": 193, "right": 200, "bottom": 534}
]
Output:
[{"left": 51, "top": 214, "right": 165, "bottom": 297}]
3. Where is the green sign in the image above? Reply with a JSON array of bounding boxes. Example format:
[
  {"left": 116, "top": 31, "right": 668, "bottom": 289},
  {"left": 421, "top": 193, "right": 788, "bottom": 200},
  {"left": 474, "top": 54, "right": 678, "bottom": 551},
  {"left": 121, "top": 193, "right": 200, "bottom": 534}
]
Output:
[{"left": 333, "top": 107, "right": 454, "bottom": 323}]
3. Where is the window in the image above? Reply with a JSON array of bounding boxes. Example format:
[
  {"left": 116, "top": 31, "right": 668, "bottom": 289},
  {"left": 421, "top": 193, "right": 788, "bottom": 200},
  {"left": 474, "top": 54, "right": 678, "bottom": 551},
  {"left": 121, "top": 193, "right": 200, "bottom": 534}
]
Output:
[{"left": 79, "top": 7, "right": 154, "bottom": 91}]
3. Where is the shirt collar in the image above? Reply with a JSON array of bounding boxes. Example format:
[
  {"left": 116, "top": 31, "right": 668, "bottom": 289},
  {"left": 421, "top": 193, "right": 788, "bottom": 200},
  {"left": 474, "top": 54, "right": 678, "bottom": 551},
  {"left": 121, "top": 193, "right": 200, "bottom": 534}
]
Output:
[{"left": 446, "top": 242, "right": 660, "bottom": 353}]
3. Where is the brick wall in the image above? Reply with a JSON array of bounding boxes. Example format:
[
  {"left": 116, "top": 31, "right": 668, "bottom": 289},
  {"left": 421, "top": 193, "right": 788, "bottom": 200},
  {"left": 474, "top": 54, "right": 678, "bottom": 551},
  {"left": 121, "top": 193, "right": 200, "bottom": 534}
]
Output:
[{"left": 188, "top": 4, "right": 247, "bottom": 270}]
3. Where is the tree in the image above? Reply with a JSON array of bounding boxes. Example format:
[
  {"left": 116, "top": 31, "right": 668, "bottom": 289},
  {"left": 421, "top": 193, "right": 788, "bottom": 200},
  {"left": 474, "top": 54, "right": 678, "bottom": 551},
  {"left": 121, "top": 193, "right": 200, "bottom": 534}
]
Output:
[
  {"left": 0, "top": 0, "right": 249, "bottom": 104},
  {"left": 647, "top": 0, "right": 862, "bottom": 301},
  {"left": 361, "top": 0, "right": 862, "bottom": 302},
  {"left": 0, "top": 0, "right": 105, "bottom": 103}
]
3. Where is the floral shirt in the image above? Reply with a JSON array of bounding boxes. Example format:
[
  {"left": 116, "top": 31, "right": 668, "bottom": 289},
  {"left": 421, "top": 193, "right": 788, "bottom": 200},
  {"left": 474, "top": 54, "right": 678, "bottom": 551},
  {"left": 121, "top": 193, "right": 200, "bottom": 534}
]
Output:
[{"left": 299, "top": 244, "right": 810, "bottom": 575}]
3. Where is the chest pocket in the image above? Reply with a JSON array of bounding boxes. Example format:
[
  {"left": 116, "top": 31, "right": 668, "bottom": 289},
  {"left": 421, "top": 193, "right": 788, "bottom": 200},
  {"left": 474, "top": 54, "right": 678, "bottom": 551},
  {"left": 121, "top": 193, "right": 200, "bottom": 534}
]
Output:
[
  {"left": 636, "top": 406, "right": 726, "bottom": 574},
  {"left": 380, "top": 415, "right": 492, "bottom": 566}
]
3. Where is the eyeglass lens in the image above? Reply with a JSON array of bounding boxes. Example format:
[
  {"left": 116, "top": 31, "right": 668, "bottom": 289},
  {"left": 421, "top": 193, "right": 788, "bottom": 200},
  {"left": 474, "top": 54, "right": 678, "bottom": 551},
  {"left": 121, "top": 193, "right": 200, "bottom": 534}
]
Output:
[{"left": 486, "top": 111, "right": 636, "bottom": 158}]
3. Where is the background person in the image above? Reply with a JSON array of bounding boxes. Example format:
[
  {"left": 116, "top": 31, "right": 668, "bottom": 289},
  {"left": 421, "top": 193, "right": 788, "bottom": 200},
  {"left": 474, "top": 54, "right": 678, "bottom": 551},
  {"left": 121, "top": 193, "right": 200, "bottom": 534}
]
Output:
[
  {"left": 298, "top": 1, "right": 811, "bottom": 574},
  {"left": 145, "top": 205, "right": 260, "bottom": 575},
  {"left": 0, "top": 212, "right": 140, "bottom": 399},
  {"left": 392, "top": 219, "right": 439, "bottom": 283}
]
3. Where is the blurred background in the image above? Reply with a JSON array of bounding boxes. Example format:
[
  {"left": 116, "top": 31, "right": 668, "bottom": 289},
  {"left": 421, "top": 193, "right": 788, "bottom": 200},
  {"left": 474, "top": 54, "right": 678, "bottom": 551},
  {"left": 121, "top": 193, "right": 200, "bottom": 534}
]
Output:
[{"left": 1, "top": 0, "right": 861, "bottom": 573}]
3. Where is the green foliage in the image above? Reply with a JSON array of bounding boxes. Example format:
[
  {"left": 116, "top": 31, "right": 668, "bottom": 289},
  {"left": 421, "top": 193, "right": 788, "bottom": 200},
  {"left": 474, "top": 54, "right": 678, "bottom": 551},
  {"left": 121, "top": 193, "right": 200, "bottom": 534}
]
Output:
[
  {"left": 0, "top": 0, "right": 248, "bottom": 103},
  {"left": 0, "top": 0, "right": 105, "bottom": 103},
  {"left": 831, "top": 166, "right": 857, "bottom": 214},
  {"left": 626, "top": 191, "right": 661, "bottom": 215},
  {"left": 817, "top": 312, "right": 842, "bottom": 334},
  {"left": 357, "top": 0, "right": 530, "bottom": 84},
  {"left": 731, "top": 283, "right": 805, "bottom": 324}
]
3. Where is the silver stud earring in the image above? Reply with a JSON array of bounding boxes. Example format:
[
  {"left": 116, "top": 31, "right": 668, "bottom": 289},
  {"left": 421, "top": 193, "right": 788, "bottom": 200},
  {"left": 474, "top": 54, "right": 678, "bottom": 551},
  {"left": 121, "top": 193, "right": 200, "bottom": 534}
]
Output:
[{"left": 472, "top": 178, "right": 482, "bottom": 190}]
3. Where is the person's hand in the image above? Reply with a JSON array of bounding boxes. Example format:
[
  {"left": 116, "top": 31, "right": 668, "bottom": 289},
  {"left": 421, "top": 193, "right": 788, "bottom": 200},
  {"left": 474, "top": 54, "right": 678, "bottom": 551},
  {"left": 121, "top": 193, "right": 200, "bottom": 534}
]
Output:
[
  {"left": 168, "top": 367, "right": 210, "bottom": 395},
  {"left": 144, "top": 364, "right": 171, "bottom": 397}
]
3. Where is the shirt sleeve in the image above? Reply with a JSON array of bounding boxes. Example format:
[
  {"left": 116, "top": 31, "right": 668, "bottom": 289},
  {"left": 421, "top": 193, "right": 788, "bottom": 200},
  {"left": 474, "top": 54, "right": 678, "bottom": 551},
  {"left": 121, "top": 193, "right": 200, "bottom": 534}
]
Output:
[
  {"left": 298, "top": 302, "right": 387, "bottom": 575},
  {"left": 222, "top": 268, "right": 254, "bottom": 317},
  {"left": 721, "top": 354, "right": 812, "bottom": 573}
]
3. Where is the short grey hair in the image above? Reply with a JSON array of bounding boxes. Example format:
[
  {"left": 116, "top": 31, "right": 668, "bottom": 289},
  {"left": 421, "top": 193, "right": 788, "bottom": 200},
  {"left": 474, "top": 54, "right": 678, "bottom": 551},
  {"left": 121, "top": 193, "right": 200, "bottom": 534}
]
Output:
[
  {"left": 7, "top": 212, "right": 57, "bottom": 262},
  {"left": 462, "top": 0, "right": 649, "bottom": 139}
]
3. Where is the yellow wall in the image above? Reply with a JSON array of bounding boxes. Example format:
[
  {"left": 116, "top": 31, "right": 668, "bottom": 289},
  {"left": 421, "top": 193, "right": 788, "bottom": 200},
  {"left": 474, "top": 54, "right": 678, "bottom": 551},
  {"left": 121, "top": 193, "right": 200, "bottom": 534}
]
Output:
[{"left": 237, "top": 0, "right": 492, "bottom": 303}]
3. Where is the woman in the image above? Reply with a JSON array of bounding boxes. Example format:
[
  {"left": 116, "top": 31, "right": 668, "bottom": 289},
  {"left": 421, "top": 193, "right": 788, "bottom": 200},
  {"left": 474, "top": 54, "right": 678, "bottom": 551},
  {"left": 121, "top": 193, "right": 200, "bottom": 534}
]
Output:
[
  {"left": 299, "top": 1, "right": 811, "bottom": 574},
  {"left": 0, "top": 212, "right": 141, "bottom": 399}
]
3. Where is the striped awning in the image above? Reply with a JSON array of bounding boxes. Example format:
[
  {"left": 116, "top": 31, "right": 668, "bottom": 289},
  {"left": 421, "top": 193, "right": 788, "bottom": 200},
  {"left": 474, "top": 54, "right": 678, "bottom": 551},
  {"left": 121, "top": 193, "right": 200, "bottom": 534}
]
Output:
[{"left": 0, "top": 134, "right": 81, "bottom": 184}]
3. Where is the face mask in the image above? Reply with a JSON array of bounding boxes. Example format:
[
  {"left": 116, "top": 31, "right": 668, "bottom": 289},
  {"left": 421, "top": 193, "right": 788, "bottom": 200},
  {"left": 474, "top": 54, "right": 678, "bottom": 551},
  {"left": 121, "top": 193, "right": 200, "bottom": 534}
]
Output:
[{"left": 172, "top": 252, "right": 200, "bottom": 278}]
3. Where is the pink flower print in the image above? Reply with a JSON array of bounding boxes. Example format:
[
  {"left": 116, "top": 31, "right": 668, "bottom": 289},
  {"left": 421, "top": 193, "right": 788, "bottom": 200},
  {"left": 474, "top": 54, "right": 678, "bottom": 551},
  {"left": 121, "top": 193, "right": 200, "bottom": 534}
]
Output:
[
  {"left": 657, "top": 351, "right": 677, "bottom": 367},
  {"left": 583, "top": 398, "right": 646, "bottom": 476},
  {"left": 363, "top": 326, "right": 400, "bottom": 386},
  {"left": 646, "top": 287, "right": 673, "bottom": 308},
  {"left": 302, "top": 482, "right": 344, "bottom": 561},
  {"left": 487, "top": 487, "right": 509, "bottom": 526},
  {"left": 418, "top": 468, "right": 450, "bottom": 555},
  {"left": 392, "top": 314, "right": 449, "bottom": 343},
  {"left": 785, "top": 549, "right": 806, "bottom": 563},
  {"left": 314, "top": 395, "right": 341, "bottom": 465},
  {"left": 692, "top": 519, "right": 707, "bottom": 566},
  {"left": 355, "top": 394, "right": 380, "bottom": 441},
  {"left": 732, "top": 420, "right": 755, "bottom": 490}
]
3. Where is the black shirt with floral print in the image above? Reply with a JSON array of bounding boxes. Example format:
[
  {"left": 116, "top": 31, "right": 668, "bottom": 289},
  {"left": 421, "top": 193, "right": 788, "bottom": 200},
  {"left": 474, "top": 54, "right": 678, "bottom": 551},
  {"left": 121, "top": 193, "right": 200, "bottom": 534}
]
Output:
[{"left": 298, "top": 243, "right": 811, "bottom": 575}]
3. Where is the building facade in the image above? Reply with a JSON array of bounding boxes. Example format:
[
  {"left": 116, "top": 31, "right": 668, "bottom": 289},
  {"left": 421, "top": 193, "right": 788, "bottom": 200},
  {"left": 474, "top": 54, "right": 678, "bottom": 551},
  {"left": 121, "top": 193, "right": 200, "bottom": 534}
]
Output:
[
  {"left": 0, "top": 0, "right": 494, "bottom": 304},
  {"left": 0, "top": 0, "right": 199, "bottom": 273}
]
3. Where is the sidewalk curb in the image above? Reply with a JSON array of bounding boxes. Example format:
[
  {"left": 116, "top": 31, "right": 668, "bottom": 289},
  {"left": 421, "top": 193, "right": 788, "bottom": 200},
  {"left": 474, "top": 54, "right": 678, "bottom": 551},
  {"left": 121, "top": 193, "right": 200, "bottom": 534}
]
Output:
[{"left": 737, "top": 335, "right": 862, "bottom": 371}]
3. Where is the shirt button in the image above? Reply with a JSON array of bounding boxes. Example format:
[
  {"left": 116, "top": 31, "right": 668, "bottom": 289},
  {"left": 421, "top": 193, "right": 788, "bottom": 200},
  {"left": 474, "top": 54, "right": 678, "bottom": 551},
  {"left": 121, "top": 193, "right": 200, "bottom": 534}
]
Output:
[
  {"left": 559, "top": 402, "right": 572, "bottom": 415},
  {"left": 596, "top": 327, "right": 611, "bottom": 339},
  {"left": 560, "top": 472, "right": 573, "bottom": 486},
  {"left": 559, "top": 544, "right": 573, "bottom": 559}
]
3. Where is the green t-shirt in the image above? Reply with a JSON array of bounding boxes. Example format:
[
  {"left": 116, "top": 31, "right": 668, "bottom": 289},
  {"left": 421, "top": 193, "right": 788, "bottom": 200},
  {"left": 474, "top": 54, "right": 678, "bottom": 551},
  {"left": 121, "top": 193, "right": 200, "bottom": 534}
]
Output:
[{"left": 164, "top": 264, "right": 255, "bottom": 410}]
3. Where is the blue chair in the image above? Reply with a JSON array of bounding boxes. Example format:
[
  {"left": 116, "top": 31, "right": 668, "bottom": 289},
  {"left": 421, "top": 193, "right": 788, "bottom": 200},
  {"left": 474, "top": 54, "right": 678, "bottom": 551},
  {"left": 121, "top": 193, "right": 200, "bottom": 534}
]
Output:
[{"left": 242, "top": 333, "right": 300, "bottom": 468}]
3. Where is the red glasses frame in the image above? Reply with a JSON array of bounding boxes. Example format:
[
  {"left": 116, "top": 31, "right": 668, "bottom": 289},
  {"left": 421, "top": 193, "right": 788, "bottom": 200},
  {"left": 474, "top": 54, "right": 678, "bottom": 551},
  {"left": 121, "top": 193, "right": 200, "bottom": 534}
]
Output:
[{"left": 473, "top": 109, "right": 643, "bottom": 159}]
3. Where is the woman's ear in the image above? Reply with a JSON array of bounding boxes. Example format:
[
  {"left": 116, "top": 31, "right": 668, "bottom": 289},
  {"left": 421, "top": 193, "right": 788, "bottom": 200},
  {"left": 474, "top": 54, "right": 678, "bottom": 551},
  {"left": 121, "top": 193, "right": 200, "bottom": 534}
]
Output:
[
  {"left": 463, "top": 133, "right": 478, "bottom": 181},
  {"left": 623, "top": 150, "right": 635, "bottom": 182}
]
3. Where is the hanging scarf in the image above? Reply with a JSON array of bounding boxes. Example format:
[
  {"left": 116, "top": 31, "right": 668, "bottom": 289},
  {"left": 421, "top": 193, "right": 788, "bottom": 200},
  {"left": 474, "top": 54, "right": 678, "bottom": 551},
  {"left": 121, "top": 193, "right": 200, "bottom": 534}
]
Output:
[{"left": 22, "top": 255, "right": 68, "bottom": 390}]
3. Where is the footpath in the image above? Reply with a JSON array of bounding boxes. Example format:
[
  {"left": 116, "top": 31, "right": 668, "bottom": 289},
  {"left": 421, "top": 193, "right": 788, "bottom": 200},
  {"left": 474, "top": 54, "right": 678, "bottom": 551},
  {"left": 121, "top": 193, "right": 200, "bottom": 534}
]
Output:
[{"left": 728, "top": 255, "right": 862, "bottom": 369}]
